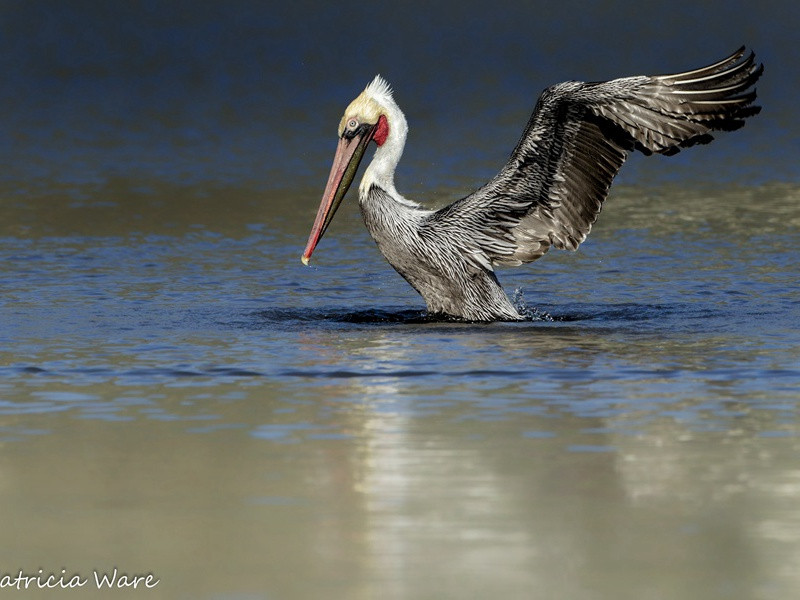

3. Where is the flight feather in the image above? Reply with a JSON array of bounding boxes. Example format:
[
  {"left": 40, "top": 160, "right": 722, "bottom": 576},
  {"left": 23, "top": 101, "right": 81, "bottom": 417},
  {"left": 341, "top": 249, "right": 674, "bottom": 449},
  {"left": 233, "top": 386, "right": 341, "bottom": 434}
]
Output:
[{"left": 429, "top": 47, "right": 763, "bottom": 269}]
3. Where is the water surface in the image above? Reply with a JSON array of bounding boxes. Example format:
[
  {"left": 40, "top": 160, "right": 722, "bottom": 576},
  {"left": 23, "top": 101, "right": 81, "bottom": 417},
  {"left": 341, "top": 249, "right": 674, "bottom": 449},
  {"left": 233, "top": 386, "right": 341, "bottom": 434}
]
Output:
[
  {"left": 2, "top": 181, "right": 799, "bottom": 599},
  {"left": 1, "top": 2, "right": 799, "bottom": 598}
]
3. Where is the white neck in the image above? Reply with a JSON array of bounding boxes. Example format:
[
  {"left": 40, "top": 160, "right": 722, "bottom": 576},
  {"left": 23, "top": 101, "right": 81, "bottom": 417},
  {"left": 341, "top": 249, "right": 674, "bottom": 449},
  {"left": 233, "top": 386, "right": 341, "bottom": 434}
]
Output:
[{"left": 358, "top": 100, "right": 414, "bottom": 205}]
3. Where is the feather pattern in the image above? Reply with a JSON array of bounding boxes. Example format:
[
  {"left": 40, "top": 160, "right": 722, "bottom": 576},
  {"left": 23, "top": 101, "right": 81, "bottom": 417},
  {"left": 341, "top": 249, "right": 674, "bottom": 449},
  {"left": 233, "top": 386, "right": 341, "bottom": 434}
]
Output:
[
  {"left": 321, "top": 48, "right": 763, "bottom": 321},
  {"left": 430, "top": 47, "right": 763, "bottom": 268}
]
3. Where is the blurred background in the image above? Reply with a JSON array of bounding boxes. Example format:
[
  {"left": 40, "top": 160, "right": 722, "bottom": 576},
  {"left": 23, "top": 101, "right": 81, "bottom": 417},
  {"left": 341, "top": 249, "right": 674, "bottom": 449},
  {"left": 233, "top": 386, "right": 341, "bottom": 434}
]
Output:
[{"left": 0, "top": 0, "right": 796, "bottom": 206}]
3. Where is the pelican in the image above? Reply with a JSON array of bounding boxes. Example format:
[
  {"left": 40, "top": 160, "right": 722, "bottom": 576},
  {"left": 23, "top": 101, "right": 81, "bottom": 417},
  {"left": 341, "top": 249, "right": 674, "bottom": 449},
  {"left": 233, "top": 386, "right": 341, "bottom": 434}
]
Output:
[{"left": 302, "top": 48, "right": 763, "bottom": 321}]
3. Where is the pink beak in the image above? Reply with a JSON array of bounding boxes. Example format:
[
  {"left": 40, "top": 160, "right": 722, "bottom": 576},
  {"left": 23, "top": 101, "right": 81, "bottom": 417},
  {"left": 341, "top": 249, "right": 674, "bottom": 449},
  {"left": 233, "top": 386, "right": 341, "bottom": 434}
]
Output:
[{"left": 302, "top": 125, "right": 376, "bottom": 265}]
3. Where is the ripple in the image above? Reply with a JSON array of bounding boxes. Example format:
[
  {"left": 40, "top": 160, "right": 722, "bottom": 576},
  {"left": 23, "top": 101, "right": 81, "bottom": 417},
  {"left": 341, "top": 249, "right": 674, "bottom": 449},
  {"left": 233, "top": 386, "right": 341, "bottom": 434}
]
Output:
[
  {"left": 247, "top": 299, "right": 725, "bottom": 327},
  {"left": 279, "top": 368, "right": 529, "bottom": 380},
  {"left": 252, "top": 306, "right": 435, "bottom": 325},
  {"left": 253, "top": 305, "right": 560, "bottom": 327},
  {"left": 567, "top": 444, "right": 618, "bottom": 453}
]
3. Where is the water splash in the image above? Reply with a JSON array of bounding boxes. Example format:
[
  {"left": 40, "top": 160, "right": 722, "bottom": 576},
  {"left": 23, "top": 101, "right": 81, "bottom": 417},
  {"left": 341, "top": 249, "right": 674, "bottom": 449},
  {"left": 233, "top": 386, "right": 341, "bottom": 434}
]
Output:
[{"left": 511, "top": 288, "right": 554, "bottom": 322}]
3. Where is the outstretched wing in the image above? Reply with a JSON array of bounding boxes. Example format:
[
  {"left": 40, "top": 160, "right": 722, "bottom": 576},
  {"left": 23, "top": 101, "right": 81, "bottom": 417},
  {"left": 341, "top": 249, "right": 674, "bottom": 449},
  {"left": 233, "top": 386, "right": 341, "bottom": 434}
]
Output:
[{"left": 426, "top": 47, "right": 763, "bottom": 269}]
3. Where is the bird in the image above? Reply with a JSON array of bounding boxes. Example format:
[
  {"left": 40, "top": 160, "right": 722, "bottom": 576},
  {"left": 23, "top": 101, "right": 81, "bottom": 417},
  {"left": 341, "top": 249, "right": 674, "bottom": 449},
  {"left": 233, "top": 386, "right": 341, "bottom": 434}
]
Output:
[{"left": 301, "top": 47, "right": 763, "bottom": 322}]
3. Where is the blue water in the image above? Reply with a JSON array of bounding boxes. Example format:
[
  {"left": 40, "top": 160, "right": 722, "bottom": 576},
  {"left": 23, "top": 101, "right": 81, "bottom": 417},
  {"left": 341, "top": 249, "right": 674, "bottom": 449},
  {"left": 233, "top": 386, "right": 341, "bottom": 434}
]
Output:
[
  {"left": 2, "top": 0, "right": 798, "bottom": 197},
  {"left": 1, "top": 3, "right": 799, "bottom": 599}
]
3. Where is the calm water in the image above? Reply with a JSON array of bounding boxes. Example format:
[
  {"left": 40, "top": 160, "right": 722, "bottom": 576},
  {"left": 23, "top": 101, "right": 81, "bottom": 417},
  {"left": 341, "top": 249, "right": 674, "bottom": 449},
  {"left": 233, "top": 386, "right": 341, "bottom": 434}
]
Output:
[
  {"left": 2, "top": 181, "right": 799, "bottom": 599},
  {"left": 2, "top": 1, "right": 800, "bottom": 599}
]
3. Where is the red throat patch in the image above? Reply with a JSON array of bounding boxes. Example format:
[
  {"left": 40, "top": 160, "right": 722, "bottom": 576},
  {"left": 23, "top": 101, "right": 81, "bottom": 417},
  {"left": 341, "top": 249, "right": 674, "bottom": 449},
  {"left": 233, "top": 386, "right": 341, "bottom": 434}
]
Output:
[{"left": 373, "top": 114, "right": 389, "bottom": 146}]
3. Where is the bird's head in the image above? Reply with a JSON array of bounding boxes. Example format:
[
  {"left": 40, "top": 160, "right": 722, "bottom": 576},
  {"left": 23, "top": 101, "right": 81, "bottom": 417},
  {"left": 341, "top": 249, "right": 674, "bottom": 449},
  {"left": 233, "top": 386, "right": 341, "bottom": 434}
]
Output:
[{"left": 302, "top": 76, "right": 394, "bottom": 265}]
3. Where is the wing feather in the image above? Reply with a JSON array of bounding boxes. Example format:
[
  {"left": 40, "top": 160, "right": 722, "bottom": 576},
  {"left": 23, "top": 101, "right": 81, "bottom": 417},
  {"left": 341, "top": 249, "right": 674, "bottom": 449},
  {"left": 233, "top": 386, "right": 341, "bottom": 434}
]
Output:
[{"left": 426, "top": 47, "right": 762, "bottom": 269}]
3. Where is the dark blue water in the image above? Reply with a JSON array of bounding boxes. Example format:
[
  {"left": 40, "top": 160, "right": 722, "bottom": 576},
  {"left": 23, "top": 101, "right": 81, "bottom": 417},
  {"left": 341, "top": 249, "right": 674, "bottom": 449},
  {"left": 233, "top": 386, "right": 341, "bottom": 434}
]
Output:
[{"left": 2, "top": 0, "right": 798, "bottom": 198}]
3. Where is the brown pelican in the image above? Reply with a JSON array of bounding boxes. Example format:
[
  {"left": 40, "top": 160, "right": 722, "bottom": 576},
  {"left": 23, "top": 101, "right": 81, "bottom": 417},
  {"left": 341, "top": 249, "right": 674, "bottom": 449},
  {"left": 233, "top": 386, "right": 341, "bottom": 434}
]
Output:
[{"left": 302, "top": 48, "right": 763, "bottom": 321}]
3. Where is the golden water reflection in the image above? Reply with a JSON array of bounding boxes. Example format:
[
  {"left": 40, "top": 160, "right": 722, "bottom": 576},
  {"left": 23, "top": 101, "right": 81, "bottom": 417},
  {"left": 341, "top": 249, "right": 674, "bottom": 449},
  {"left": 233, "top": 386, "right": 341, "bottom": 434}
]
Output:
[{"left": 1, "top": 374, "right": 798, "bottom": 600}]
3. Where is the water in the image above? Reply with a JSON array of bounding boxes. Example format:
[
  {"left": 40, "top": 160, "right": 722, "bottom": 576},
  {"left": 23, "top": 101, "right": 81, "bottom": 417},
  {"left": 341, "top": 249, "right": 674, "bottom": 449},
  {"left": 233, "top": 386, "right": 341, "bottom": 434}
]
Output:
[
  {"left": 2, "top": 2, "right": 800, "bottom": 599},
  {"left": 2, "top": 180, "right": 799, "bottom": 599}
]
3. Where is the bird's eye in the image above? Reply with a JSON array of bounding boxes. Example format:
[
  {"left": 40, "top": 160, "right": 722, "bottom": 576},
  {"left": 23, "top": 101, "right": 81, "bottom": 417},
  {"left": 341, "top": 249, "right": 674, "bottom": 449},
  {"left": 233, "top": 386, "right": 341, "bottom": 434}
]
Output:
[{"left": 347, "top": 119, "right": 358, "bottom": 129}]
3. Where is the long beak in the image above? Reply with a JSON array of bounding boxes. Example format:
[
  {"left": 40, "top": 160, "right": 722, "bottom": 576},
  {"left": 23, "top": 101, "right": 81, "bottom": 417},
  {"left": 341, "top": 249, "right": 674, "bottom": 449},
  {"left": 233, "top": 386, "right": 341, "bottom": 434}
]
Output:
[{"left": 302, "top": 127, "right": 375, "bottom": 265}]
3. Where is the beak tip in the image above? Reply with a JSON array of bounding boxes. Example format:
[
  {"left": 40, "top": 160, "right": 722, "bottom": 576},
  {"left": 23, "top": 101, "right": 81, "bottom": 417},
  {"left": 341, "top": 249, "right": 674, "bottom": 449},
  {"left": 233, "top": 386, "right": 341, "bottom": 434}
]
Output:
[{"left": 301, "top": 255, "right": 310, "bottom": 266}]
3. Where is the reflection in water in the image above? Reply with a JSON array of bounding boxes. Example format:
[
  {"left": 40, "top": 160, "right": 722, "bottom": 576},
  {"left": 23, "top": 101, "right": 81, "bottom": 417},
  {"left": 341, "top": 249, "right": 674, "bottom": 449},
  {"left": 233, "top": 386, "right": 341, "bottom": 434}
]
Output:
[
  {"left": 1, "top": 1, "right": 798, "bottom": 595},
  {"left": 1, "top": 381, "right": 798, "bottom": 599},
  {"left": 0, "top": 182, "right": 798, "bottom": 599}
]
